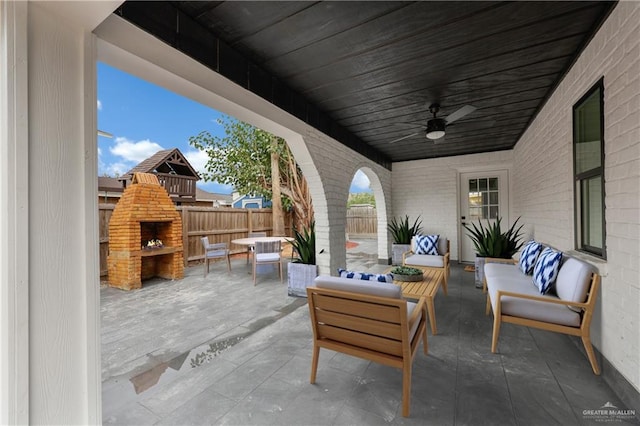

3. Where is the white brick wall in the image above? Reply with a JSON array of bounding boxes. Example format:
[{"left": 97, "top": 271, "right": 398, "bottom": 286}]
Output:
[
  {"left": 392, "top": 150, "right": 514, "bottom": 260},
  {"left": 296, "top": 126, "right": 392, "bottom": 275},
  {"left": 513, "top": 2, "right": 640, "bottom": 391}
]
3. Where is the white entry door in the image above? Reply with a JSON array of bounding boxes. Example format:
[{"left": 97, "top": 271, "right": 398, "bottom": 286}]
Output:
[{"left": 459, "top": 170, "right": 509, "bottom": 262}]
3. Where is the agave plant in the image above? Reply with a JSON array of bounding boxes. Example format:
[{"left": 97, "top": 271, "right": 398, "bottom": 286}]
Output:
[
  {"left": 463, "top": 217, "right": 524, "bottom": 259},
  {"left": 387, "top": 215, "right": 423, "bottom": 244},
  {"left": 291, "top": 221, "right": 316, "bottom": 265}
]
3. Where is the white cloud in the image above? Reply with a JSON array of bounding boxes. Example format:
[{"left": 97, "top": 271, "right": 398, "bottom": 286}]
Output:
[
  {"left": 184, "top": 148, "right": 210, "bottom": 175},
  {"left": 109, "top": 137, "right": 164, "bottom": 163},
  {"left": 97, "top": 99, "right": 102, "bottom": 111},
  {"left": 98, "top": 147, "right": 102, "bottom": 156},
  {"left": 351, "top": 170, "right": 371, "bottom": 191},
  {"left": 104, "top": 162, "right": 131, "bottom": 177}
]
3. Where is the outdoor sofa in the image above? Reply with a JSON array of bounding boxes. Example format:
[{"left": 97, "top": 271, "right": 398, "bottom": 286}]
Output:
[{"left": 483, "top": 241, "right": 601, "bottom": 374}]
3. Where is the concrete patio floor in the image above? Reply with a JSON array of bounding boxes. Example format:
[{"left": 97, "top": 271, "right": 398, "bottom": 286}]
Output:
[{"left": 101, "top": 240, "right": 638, "bottom": 425}]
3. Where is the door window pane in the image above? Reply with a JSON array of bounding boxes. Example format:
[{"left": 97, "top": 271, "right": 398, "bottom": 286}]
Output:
[
  {"left": 489, "top": 178, "right": 498, "bottom": 190},
  {"left": 468, "top": 176, "right": 499, "bottom": 220}
]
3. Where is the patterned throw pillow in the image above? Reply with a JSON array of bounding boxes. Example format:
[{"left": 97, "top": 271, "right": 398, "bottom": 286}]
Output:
[
  {"left": 532, "top": 247, "right": 563, "bottom": 294},
  {"left": 518, "top": 240, "right": 542, "bottom": 275},
  {"left": 415, "top": 235, "right": 439, "bottom": 255},
  {"left": 337, "top": 268, "right": 393, "bottom": 283}
]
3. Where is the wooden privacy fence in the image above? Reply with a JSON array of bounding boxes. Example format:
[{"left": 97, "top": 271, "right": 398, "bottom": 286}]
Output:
[
  {"left": 346, "top": 205, "right": 377, "bottom": 238},
  {"left": 99, "top": 204, "right": 293, "bottom": 277}
]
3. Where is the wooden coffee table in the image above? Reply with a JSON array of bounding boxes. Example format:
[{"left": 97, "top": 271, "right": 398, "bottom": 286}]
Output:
[{"left": 386, "top": 268, "right": 444, "bottom": 335}]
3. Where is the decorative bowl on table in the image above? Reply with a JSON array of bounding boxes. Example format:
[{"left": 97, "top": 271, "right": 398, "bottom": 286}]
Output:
[{"left": 390, "top": 266, "right": 423, "bottom": 282}]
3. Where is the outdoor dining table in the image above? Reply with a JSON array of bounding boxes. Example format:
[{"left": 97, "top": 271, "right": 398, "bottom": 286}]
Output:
[
  {"left": 231, "top": 236, "right": 294, "bottom": 272},
  {"left": 230, "top": 236, "right": 292, "bottom": 247}
]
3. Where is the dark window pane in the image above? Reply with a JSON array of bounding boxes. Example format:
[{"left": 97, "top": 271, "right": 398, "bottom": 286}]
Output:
[
  {"left": 581, "top": 177, "right": 603, "bottom": 249},
  {"left": 574, "top": 88, "right": 602, "bottom": 174},
  {"left": 489, "top": 178, "right": 498, "bottom": 190}
]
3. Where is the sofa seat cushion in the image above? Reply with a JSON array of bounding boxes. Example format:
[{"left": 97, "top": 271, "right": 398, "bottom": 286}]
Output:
[
  {"left": 404, "top": 254, "right": 445, "bottom": 268},
  {"left": 487, "top": 277, "right": 580, "bottom": 327},
  {"left": 484, "top": 262, "right": 524, "bottom": 280},
  {"left": 314, "top": 275, "right": 402, "bottom": 299}
]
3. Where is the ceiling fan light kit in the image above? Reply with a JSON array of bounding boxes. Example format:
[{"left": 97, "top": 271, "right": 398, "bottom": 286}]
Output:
[
  {"left": 388, "top": 102, "right": 477, "bottom": 144},
  {"left": 426, "top": 118, "right": 446, "bottom": 140}
]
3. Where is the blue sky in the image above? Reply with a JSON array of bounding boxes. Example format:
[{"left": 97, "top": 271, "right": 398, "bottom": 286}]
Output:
[{"left": 97, "top": 62, "right": 371, "bottom": 195}]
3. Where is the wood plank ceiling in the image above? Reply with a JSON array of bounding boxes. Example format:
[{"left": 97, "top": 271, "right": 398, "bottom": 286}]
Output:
[{"left": 117, "top": 1, "right": 615, "bottom": 168}]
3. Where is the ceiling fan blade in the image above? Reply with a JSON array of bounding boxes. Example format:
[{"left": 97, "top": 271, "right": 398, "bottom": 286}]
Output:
[
  {"left": 389, "top": 132, "right": 419, "bottom": 144},
  {"left": 447, "top": 119, "right": 496, "bottom": 131},
  {"left": 445, "top": 105, "right": 477, "bottom": 124}
]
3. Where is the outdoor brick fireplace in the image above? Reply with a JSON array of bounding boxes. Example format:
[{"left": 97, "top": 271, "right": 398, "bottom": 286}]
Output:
[{"left": 108, "top": 173, "right": 184, "bottom": 290}]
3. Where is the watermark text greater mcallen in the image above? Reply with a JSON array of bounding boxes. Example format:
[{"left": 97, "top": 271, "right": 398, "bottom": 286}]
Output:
[{"left": 583, "top": 402, "right": 637, "bottom": 423}]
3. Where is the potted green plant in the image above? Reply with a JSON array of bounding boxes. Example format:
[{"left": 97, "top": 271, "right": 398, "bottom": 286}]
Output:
[
  {"left": 388, "top": 215, "right": 422, "bottom": 265},
  {"left": 463, "top": 217, "right": 524, "bottom": 287},
  {"left": 390, "top": 266, "right": 423, "bottom": 282},
  {"left": 287, "top": 222, "right": 317, "bottom": 297}
]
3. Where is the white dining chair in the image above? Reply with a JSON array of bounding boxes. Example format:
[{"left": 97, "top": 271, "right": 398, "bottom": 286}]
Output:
[
  {"left": 201, "top": 237, "right": 231, "bottom": 276},
  {"left": 252, "top": 240, "right": 282, "bottom": 285},
  {"left": 246, "top": 232, "right": 267, "bottom": 264}
]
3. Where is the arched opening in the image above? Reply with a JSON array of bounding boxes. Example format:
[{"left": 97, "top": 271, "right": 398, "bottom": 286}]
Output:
[{"left": 345, "top": 167, "right": 390, "bottom": 271}]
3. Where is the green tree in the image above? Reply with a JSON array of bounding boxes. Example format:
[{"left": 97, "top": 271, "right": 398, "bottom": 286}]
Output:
[
  {"left": 189, "top": 117, "right": 313, "bottom": 231},
  {"left": 347, "top": 192, "right": 376, "bottom": 207}
]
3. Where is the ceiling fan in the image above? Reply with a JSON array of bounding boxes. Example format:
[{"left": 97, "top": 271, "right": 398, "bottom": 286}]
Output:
[{"left": 389, "top": 103, "right": 477, "bottom": 144}]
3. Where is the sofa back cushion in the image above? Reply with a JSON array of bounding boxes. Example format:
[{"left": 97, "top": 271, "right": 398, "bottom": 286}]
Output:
[
  {"left": 555, "top": 257, "right": 593, "bottom": 304},
  {"left": 314, "top": 275, "right": 402, "bottom": 299}
]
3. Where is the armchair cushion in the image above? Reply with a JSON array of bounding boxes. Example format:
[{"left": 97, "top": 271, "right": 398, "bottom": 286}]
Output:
[
  {"left": 337, "top": 268, "right": 393, "bottom": 283},
  {"left": 404, "top": 254, "right": 445, "bottom": 268},
  {"left": 533, "top": 247, "right": 563, "bottom": 294},
  {"left": 518, "top": 240, "right": 542, "bottom": 275},
  {"left": 415, "top": 235, "right": 439, "bottom": 255},
  {"left": 314, "top": 275, "right": 401, "bottom": 299}
]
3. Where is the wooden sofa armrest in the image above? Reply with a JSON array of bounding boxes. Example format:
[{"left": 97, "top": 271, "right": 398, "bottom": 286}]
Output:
[
  {"left": 496, "top": 290, "right": 588, "bottom": 310},
  {"left": 402, "top": 250, "right": 414, "bottom": 264},
  {"left": 408, "top": 297, "right": 427, "bottom": 326}
]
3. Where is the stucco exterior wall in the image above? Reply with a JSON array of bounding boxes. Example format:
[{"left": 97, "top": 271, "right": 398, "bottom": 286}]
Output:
[{"left": 512, "top": 2, "right": 640, "bottom": 392}]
